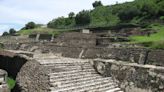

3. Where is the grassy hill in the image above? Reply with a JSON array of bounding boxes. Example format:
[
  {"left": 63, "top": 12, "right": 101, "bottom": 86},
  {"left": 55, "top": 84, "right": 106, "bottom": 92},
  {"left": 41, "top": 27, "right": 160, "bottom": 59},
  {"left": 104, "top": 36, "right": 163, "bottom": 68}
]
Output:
[
  {"left": 17, "top": 27, "right": 73, "bottom": 37},
  {"left": 130, "top": 24, "right": 164, "bottom": 49},
  {"left": 47, "top": 0, "right": 164, "bottom": 29}
]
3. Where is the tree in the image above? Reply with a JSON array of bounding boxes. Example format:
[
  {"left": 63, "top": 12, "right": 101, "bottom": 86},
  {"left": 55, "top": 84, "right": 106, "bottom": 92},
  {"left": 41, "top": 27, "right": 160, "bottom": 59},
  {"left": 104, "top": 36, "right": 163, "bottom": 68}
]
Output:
[
  {"left": 158, "top": 1, "right": 164, "bottom": 16},
  {"left": 47, "top": 16, "right": 75, "bottom": 28},
  {"left": 2, "top": 32, "right": 9, "bottom": 36},
  {"left": 91, "top": 6, "right": 120, "bottom": 26},
  {"left": 118, "top": 6, "right": 141, "bottom": 21},
  {"left": 68, "top": 12, "right": 75, "bottom": 19},
  {"left": 92, "top": 1, "right": 103, "bottom": 8},
  {"left": 25, "top": 22, "right": 36, "bottom": 29},
  {"left": 135, "top": 0, "right": 159, "bottom": 17},
  {"left": 9, "top": 28, "right": 16, "bottom": 35},
  {"left": 75, "top": 10, "right": 91, "bottom": 25}
]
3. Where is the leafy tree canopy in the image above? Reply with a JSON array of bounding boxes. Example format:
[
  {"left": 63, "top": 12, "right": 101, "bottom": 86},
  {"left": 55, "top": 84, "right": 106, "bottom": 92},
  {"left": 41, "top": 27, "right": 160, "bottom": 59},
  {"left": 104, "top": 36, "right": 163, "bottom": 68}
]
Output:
[
  {"left": 75, "top": 10, "right": 91, "bottom": 25},
  {"left": 25, "top": 22, "right": 36, "bottom": 29},
  {"left": 2, "top": 32, "right": 9, "bottom": 36},
  {"left": 9, "top": 28, "right": 16, "bottom": 35},
  {"left": 92, "top": 1, "right": 103, "bottom": 8}
]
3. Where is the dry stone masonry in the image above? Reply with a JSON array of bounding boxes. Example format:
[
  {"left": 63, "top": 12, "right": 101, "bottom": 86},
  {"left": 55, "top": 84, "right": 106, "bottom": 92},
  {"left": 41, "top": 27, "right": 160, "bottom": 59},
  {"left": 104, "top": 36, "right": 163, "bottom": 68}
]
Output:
[
  {"left": 0, "top": 69, "right": 9, "bottom": 92},
  {"left": 16, "top": 53, "right": 123, "bottom": 92},
  {"left": 0, "top": 32, "right": 164, "bottom": 92}
]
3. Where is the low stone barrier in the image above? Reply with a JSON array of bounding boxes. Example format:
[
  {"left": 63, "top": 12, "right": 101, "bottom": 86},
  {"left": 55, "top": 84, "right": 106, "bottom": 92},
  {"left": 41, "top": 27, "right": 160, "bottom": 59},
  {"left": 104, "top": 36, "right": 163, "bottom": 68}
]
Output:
[
  {"left": 93, "top": 59, "right": 164, "bottom": 92},
  {"left": 147, "top": 50, "right": 164, "bottom": 66}
]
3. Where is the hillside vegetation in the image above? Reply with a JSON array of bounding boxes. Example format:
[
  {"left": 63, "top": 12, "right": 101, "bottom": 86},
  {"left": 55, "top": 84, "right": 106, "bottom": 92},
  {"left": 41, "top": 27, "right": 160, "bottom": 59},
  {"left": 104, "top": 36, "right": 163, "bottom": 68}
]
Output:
[
  {"left": 47, "top": 0, "right": 164, "bottom": 29},
  {"left": 130, "top": 24, "right": 164, "bottom": 49},
  {"left": 18, "top": 28, "right": 60, "bottom": 35},
  {"left": 2, "top": 0, "right": 163, "bottom": 49}
]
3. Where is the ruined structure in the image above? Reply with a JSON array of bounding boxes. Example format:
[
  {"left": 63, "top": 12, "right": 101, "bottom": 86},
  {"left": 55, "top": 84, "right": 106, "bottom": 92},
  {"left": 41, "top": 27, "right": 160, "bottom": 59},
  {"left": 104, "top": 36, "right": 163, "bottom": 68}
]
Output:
[
  {"left": 0, "top": 31, "right": 164, "bottom": 92},
  {"left": 0, "top": 69, "right": 9, "bottom": 92}
]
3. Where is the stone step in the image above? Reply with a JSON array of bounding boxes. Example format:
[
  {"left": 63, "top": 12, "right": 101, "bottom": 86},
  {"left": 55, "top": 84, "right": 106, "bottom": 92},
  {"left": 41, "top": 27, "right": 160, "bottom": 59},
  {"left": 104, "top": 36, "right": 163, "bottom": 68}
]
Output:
[
  {"left": 59, "top": 76, "right": 103, "bottom": 86},
  {"left": 43, "top": 63, "right": 92, "bottom": 66},
  {"left": 50, "top": 78, "right": 115, "bottom": 92},
  {"left": 50, "top": 69, "right": 98, "bottom": 79},
  {"left": 44, "top": 64, "right": 92, "bottom": 69},
  {"left": 49, "top": 66, "right": 93, "bottom": 71},
  {"left": 50, "top": 75, "right": 102, "bottom": 87},
  {"left": 72, "top": 82, "right": 118, "bottom": 92},
  {"left": 50, "top": 77, "right": 113, "bottom": 89},
  {"left": 50, "top": 72, "right": 99, "bottom": 83},
  {"left": 49, "top": 69, "right": 95, "bottom": 76},
  {"left": 105, "top": 88, "right": 123, "bottom": 92},
  {"left": 38, "top": 59, "right": 89, "bottom": 65}
]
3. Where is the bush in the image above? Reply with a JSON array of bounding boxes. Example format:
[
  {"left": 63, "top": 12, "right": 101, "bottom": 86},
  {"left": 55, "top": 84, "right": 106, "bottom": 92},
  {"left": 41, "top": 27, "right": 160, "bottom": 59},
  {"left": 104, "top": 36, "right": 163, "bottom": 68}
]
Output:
[
  {"left": 7, "top": 77, "right": 16, "bottom": 90},
  {"left": 160, "top": 16, "right": 164, "bottom": 20},
  {"left": 25, "top": 22, "right": 36, "bottom": 29},
  {"left": 9, "top": 28, "right": 16, "bottom": 35},
  {"left": 2, "top": 32, "right": 9, "bottom": 36}
]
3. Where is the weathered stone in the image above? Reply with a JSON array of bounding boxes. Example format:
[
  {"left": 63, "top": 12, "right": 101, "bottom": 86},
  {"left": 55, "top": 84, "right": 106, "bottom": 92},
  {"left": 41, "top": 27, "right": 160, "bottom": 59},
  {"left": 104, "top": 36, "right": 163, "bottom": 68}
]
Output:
[
  {"left": 93, "top": 59, "right": 164, "bottom": 92},
  {"left": 147, "top": 50, "right": 164, "bottom": 66},
  {"left": 16, "top": 60, "right": 50, "bottom": 92},
  {"left": 0, "top": 69, "right": 9, "bottom": 92}
]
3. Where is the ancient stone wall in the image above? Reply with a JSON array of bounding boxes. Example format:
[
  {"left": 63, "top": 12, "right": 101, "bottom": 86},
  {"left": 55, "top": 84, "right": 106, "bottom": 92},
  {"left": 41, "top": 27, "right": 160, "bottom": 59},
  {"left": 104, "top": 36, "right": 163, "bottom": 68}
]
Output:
[
  {"left": 3, "top": 43, "right": 20, "bottom": 50},
  {"left": 39, "top": 34, "right": 53, "bottom": 41},
  {"left": 0, "top": 55, "right": 27, "bottom": 79},
  {"left": 83, "top": 48, "right": 148, "bottom": 63},
  {"left": 16, "top": 60, "right": 50, "bottom": 92},
  {"left": 93, "top": 59, "right": 164, "bottom": 92},
  {"left": 14, "top": 42, "right": 164, "bottom": 67},
  {"left": 28, "top": 34, "right": 37, "bottom": 39},
  {"left": 54, "top": 32, "right": 96, "bottom": 48},
  {"left": 147, "top": 50, "right": 164, "bottom": 66}
]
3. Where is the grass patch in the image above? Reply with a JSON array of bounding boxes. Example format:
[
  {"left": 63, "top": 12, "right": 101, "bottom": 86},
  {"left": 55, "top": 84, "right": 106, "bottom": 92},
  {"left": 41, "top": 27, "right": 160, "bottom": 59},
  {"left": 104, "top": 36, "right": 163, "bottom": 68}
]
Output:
[
  {"left": 17, "top": 27, "right": 73, "bottom": 37},
  {"left": 18, "top": 27, "right": 68, "bottom": 35},
  {"left": 7, "top": 77, "right": 16, "bottom": 90},
  {"left": 130, "top": 24, "right": 164, "bottom": 49}
]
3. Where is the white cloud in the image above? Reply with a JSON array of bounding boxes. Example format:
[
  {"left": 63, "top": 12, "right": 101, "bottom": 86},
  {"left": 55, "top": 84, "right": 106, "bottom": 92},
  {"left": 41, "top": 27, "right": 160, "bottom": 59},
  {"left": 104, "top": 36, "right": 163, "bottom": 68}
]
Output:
[{"left": 0, "top": 0, "right": 134, "bottom": 34}]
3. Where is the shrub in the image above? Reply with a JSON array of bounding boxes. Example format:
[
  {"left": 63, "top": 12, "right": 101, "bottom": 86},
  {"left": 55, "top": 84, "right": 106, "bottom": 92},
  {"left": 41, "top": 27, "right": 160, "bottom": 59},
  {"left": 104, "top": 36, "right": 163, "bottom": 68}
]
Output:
[
  {"left": 151, "top": 40, "right": 164, "bottom": 49},
  {"left": 7, "top": 77, "right": 16, "bottom": 90}
]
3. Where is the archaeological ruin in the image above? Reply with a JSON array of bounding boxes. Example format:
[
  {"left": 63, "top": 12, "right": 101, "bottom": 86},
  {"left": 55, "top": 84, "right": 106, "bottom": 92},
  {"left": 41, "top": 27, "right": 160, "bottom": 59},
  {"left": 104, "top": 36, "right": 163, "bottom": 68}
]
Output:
[
  {"left": 0, "top": 29, "right": 164, "bottom": 92},
  {"left": 0, "top": 69, "right": 9, "bottom": 92}
]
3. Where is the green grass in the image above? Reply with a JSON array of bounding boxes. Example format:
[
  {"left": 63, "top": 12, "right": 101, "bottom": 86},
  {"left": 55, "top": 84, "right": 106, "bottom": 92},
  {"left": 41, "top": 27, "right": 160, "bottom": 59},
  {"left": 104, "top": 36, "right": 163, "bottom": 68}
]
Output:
[
  {"left": 17, "top": 27, "right": 72, "bottom": 37},
  {"left": 130, "top": 24, "right": 164, "bottom": 49},
  {"left": 7, "top": 77, "right": 16, "bottom": 90}
]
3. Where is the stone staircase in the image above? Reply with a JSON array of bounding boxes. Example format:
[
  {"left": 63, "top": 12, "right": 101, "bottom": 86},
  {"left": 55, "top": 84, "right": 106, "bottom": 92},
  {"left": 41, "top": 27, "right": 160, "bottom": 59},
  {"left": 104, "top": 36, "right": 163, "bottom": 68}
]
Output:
[{"left": 36, "top": 54, "right": 123, "bottom": 92}]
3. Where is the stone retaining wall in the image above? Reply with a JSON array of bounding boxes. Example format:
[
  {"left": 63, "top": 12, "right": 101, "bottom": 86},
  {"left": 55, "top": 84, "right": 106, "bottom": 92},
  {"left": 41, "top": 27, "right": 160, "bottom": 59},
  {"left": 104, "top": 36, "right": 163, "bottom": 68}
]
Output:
[
  {"left": 7, "top": 42, "right": 164, "bottom": 66},
  {"left": 3, "top": 43, "right": 20, "bottom": 50},
  {"left": 93, "top": 59, "right": 164, "bottom": 92},
  {"left": 0, "top": 54, "right": 27, "bottom": 79},
  {"left": 16, "top": 60, "right": 50, "bottom": 92},
  {"left": 54, "top": 32, "right": 96, "bottom": 48},
  {"left": 147, "top": 50, "right": 164, "bottom": 66}
]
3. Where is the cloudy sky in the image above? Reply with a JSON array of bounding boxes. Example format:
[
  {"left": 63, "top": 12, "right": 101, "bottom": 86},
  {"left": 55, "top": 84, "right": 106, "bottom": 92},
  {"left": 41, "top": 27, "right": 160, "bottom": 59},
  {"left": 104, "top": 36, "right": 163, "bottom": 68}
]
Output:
[{"left": 0, "top": 0, "right": 134, "bottom": 35}]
